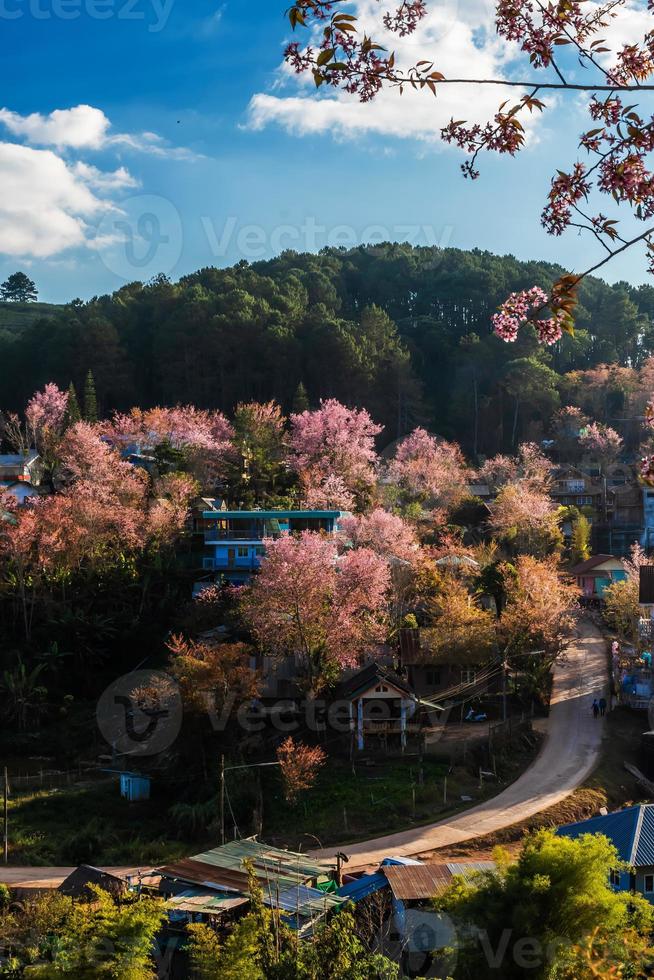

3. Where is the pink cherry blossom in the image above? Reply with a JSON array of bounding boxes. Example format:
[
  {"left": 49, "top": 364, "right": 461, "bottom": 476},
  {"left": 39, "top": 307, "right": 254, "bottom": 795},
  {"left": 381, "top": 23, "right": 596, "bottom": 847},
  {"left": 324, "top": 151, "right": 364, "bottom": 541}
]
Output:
[
  {"left": 340, "top": 508, "right": 419, "bottom": 564},
  {"left": 387, "top": 428, "right": 468, "bottom": 507},
  {"left": 289, "top": 399, "right": 382, "bottom": 504}
]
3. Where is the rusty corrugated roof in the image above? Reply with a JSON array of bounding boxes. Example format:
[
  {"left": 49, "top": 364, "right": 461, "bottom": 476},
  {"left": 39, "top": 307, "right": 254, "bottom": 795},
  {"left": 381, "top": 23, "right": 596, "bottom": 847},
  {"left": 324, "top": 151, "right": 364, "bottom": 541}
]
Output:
[
  {"left": 382, "top": 861, "right": 495, "bottom": 901},
  {"left": 382, "top": 864, "right": 452, "bottom": 900}
]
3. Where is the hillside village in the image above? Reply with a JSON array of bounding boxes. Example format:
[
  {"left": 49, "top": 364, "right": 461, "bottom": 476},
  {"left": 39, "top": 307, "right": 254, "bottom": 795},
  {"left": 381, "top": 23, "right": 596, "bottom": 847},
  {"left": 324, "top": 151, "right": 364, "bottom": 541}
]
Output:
[{"left": 2, "top": 368, "right": 654, "bottom": 976}]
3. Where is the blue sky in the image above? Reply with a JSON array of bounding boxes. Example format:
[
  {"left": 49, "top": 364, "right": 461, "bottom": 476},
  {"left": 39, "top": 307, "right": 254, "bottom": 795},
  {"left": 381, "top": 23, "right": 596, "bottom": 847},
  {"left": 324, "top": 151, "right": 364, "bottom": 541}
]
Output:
[{"left": 1, "top": 0, "right": 651, "bottom": 302}]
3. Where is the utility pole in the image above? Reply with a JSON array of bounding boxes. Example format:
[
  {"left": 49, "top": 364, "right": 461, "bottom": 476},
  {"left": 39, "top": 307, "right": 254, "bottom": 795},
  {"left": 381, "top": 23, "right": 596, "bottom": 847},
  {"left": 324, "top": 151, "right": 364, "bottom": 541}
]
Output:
[
  {"left": 501, "top": 660, "right": 508, "bottom": 723},
  {"left": 220, "top": 755, "right": 225, "bottom": 846},
  {"left": 3, "top": 767, "right": 8, "bottom": 864}
]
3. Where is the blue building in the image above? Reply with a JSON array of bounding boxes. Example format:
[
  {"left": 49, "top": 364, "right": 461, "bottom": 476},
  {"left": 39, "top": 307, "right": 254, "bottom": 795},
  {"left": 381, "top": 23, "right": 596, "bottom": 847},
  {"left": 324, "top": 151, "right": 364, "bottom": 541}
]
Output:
[
  {"left": 199, "top": 508, "right": 349, "bottom": 584},
  {"left": 556, "top": 804, "right": 654, "bottom": 900}
]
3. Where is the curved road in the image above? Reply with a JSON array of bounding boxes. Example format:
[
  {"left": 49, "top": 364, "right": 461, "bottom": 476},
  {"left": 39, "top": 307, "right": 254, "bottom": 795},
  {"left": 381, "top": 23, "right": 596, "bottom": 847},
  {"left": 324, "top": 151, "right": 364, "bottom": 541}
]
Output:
[
  {"left": 0, "top": 617, "right": 608, "bottom": 885},
  {"left": 311, "top": 614, "right": 608, "bottom": 869}
]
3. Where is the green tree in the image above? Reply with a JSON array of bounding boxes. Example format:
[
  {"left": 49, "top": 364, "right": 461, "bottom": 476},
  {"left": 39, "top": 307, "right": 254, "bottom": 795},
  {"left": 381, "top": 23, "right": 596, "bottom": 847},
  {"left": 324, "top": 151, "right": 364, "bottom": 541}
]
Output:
[
  {"left": 1, "top": 271, "right": 37, "bottom": 302},
  {"left": 83, "top": 370, "right": 98, "bottom": 423},
  {"left": 64, "top": 382, "right": 81, "bottom": 427},
  {"left": 570, "top": 511, "right": 591, "bottom": 565},
  {"left": 292, "top": 382, "right": 310, "bottom": 414},
  {"left": 502, "top": 357, "right": 560, "bottom": 448},
  {"left": 437, "top": 830, "right": 654, "bottom": 979},
  {"left": 1, "top": 886, "right": 165, "bottom": 978}
]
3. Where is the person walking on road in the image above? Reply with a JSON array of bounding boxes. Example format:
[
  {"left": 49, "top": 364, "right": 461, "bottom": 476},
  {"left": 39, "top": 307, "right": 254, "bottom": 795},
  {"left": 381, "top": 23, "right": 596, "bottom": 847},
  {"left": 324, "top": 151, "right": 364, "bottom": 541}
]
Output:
[
  {"left": 592, "top": 699, "right": 600, "bottom": 719},
  {"left": 599, "top": 696, "right": 607, "bottom": 717}
]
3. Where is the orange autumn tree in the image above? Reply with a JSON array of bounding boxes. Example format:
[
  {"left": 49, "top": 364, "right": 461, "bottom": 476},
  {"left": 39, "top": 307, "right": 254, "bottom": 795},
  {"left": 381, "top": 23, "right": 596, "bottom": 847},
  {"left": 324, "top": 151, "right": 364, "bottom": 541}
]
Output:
[{"left": 166, "top": 635, "right": 260, "bottom": 715}]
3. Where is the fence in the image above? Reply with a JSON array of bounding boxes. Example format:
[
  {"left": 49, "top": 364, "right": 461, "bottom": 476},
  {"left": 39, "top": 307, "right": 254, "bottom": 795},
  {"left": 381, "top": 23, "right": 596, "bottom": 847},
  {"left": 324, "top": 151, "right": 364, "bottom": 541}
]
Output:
[{"left": 7, "top": 766, "right": 108, "bottom": 792}]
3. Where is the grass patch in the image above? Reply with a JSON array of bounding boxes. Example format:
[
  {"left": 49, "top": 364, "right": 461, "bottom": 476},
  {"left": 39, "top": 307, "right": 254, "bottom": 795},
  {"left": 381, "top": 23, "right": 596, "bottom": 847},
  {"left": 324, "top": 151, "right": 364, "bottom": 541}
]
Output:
[
  {"left": 6, "top": 780, "right": 187, "bottom": 867},
  {"left": 258, "top": 733, "right": 543, "bottom": 850},
  {"left": 4, "top": 728, "right": 543, "bottom": 864}
]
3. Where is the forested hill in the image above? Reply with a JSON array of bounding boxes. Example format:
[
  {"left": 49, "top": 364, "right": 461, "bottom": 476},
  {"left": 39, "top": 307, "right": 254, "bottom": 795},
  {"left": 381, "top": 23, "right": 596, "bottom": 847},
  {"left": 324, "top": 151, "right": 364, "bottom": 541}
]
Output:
[
  {"left": 3, "top": 244, "right": 654, "bottom": 457},
  {"left": 0, "top": 300, "right": 61, "bottom": 337}
]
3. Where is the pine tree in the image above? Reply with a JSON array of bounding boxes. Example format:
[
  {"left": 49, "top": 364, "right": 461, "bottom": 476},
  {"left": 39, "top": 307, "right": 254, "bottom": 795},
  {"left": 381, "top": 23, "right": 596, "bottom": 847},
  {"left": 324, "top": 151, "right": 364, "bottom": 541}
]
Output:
[
  {"left": 83, "top": 370, "right": 98, "bottom": 423},
  {"left": 64, "top": 382, "right": 81, "bottom": 427},
  {"left": 1, "top": 272, "right": 37, "bottom": 302},
  {"left": 292, "top": 382, "right": 309, "bottom": 414}
]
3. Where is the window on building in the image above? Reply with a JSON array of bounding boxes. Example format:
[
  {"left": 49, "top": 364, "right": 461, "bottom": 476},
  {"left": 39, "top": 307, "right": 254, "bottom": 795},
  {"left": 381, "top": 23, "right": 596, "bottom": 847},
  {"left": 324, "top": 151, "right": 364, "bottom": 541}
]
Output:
[
  {"left": 202, "top": 558, "right": 215, "bottom": 571},
  {"left": 426, "top": 669, "right": 442, "bottom": 687},
  {"left": 644, "top": 874, "right": 654, "bottom": 894},
  {"left": 609, "top": 869, "right": 621, "bottom": 887},
  {"left": 237, "top": 546, "right": 249, "bottom": 558},
  {"left": 461, "top": 668, "right": 477, "bottom": 685}
]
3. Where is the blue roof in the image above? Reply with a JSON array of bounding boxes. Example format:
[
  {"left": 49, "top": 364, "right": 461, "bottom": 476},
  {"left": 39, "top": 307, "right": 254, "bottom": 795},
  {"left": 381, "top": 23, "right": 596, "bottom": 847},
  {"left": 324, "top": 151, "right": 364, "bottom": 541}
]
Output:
[
  {"left": 556, "top": 804, "right": 654, "bottom": 865},
  {"left": 336, "top": 871, "right": 388, "bottom": 902},
  {"left": 202, "top": 510, "right": 346, "bottom": 520}
]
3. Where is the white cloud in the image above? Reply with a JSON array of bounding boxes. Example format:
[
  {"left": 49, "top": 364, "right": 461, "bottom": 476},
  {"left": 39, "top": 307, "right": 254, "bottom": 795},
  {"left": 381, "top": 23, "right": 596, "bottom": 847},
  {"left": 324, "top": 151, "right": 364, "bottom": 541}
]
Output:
[
  {"left": 0, "top": 103, "right": 201, "bottom": 160},
  {"left": 72, "top": 161, "right": 140, "bottom": 191},
  {"left": 246, "top": 0, "right": 529, "bottom": 143},
  {"left": 250, "top": 0, "right": 654, "bottom": 147},
  {"left": 0, "top": 103, "right": 203, "bottom": 259},
  {"left": 0, "top": 105, "right": 110, "bottom": 150},
  {"left": 0, "top": 143, "right": 118, "bottom": 258}
]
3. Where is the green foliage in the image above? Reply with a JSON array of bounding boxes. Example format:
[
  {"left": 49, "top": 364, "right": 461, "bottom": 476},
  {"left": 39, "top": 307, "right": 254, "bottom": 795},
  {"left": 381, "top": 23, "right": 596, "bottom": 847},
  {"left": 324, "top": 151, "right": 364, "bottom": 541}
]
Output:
[
  {"left": 3, "top": 246, "right": 653, "bottom": 454},
  {"left": 1, "top": 887, "right": 165, "bottom": 978},
  {"left": 82, "top": 370, "right": 98, "bottom": 423},
  {"left": 436, "top": 829, "right": 654, "bottom": 979},
  {"left": 570, "top": 512, "right": 591, "bottom": 565},
  {"left": 64, "top": 383, "right": 81, "bottom": 427},
  {"left": 187, "top": 889, "right": 399, "bottom": 980},
  {"left": 1, "top": 272, "right": 37, "bottom": 303},
  {"left": 603, "top": 577, "right": 640, "bottom": 643}
]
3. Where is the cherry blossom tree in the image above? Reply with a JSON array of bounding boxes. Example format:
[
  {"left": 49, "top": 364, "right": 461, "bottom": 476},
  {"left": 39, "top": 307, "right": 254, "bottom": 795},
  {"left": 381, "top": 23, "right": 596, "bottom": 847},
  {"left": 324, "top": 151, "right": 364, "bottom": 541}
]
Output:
[
  {"left": 289, "top": 398, "right": 382, "bottom": 508},
  {"left": 387, "top": 427, "right": 469, "bottom": 508},
  {"left": 478, "top": 443, "right": 552, "bottom": 493},
  {"left": 490, "top": 482, "right": 563, "bottom": 556},
  {"left": 239, "top": 530, "right": 390, "bottom": 692},
  {"left": 284, "top": 1, "right": 654, "bottom": 339},
  {"left": 2, "top": 384, "right": 71, "bottom": 478},
  {"left": 499, "top": 555, "right": 579, "bottom": 675},
  {"left": 104, "top": 405, "right": 234, "bottom": 482},
  {"left": 276, "top": 736, "right": 327, "bottom": 803},
  {"left": 25, "top": 383, "right": 68, "bottom": 449},
  {"left": 0, "top": 422, "right": 197, "bottom": 641},
  {"left": 340, "top": 507, "right": 419, "bottom": 564},
  {"left": 578, "top": 421, "right": 623, "bottom": 470}
]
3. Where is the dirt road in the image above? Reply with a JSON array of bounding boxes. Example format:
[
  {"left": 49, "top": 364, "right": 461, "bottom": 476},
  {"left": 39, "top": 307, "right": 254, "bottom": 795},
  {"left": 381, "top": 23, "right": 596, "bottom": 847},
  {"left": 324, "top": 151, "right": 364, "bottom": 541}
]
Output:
[
  {"left": 311, "top": 615, "right": 608, "bottom": 869},
  {"left": 0, "top": 618, "right": 608, "bottom": 884}
]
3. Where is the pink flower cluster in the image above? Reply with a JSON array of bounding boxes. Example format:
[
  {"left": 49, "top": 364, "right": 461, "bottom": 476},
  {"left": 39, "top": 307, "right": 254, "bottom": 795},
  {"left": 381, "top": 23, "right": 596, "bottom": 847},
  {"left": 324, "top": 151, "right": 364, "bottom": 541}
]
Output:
[
  {"left": 491, "top": 286, "right": 549, "bottom": 342},
  {"left": 383, "top": 1, "right": 427, "bottom": 36},
  {"left": 542, "top": 163, "right": 591, "bottom": 236}
]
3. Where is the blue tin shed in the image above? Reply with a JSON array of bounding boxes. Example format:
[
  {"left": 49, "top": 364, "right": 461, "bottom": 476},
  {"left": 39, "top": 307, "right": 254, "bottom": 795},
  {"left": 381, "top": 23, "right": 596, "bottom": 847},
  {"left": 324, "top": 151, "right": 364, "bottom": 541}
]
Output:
[{"left": 119, "top": 772, "right": 151, "bottom": 801}]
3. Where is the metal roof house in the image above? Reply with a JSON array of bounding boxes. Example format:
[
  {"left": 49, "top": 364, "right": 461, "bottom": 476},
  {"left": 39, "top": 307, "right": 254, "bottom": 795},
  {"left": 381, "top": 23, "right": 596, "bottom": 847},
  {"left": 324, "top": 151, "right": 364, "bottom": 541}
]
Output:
[
  {"left": 0, "top": 450, "right": 43, "bottom": 504},
  {"left": 197, "top": 508, "right": 349, "bottom": 585},
  {"left": 556, "top": 805, "right": 654, "bottom": 900},
  {"left": 158, "top": 839, "right": 339, "bottom": 934},
  {"left": 569, "top": 554, "right": 627, "bottom": 601}
]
